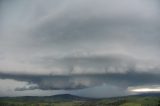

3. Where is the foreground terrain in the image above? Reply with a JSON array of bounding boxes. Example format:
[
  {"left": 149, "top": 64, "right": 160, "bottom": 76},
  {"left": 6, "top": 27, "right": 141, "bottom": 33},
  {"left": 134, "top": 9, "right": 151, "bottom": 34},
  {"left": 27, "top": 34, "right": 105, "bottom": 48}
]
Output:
[{"left": 0, "top": 93, "right": 160, "bottom": 106}]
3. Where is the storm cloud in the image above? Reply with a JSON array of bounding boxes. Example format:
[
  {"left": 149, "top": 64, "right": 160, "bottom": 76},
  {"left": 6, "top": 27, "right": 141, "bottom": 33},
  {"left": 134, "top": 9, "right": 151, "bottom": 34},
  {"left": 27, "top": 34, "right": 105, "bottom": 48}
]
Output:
[
  {"left": 0, "top": 69, "right": 160, "bottom": 91},
  {"left": 0, "top": 0, "right": 160, "bottom": 97}
]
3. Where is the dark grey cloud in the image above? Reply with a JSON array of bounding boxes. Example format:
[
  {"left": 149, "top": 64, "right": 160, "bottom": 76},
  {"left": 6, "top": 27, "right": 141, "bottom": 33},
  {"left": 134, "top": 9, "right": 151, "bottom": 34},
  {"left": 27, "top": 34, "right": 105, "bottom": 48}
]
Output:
[{"left": 0, "top": 70, "right": 160, "bottom": 91}]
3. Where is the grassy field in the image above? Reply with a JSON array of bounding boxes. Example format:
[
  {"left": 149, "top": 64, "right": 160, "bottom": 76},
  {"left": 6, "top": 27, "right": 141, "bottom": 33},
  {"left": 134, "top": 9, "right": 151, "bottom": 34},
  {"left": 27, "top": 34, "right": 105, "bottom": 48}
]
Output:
[{"left": 0, "top": 95, "right": 160, "bottom": 106}]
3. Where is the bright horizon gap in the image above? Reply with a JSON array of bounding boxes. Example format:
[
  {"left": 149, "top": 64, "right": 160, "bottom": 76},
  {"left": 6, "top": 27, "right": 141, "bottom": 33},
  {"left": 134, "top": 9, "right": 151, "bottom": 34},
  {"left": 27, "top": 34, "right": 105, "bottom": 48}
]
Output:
[{"left": 130, "top": 88, "right": 160, "bottom": 92}]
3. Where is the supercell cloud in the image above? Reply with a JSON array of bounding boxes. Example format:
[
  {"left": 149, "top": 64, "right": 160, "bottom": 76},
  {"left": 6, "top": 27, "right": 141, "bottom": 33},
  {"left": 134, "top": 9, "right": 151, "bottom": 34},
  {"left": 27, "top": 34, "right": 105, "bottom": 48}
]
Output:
[{"left": 0, "top": 0, "right": 160, "bottom": 97}]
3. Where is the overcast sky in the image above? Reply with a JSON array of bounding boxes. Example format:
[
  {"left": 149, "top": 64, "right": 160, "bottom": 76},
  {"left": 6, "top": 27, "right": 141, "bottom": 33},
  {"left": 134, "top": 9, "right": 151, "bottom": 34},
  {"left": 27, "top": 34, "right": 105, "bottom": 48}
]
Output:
[{"left": 0, "top": 0, "right": 160, "bottom": 97}]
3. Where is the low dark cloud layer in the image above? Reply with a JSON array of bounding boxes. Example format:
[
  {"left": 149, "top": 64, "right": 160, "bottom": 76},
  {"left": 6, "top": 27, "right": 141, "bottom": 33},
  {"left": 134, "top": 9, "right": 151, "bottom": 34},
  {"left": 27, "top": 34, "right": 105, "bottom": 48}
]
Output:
[{"left": 0, "top": 70, "right": 160, "bottom": 91}]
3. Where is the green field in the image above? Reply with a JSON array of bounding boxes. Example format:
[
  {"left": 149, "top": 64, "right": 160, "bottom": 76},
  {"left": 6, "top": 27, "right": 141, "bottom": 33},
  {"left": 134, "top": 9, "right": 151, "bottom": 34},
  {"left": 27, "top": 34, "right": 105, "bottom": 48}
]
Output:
[{"left": 0, "top": 94, "right": 160, "bottom": 106}]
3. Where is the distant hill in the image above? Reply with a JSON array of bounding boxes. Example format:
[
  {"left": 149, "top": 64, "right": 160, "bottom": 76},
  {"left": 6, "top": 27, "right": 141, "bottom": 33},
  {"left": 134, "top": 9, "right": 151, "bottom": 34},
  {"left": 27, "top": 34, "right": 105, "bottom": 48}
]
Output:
[
  {"left": 0, "top": 92, "right": 160, "bottom": 102},
  {"left": 0, "top": 93, "right": 160, "bottom": 106},
  {"left": 45, "top": 94, "right": 90, "bottom": 101},
  {"left": 0, "top": 94, "right": 91, "bottom": 102},
  {"left": 134, "top": 92, "right": 160, "bottom": 97}
]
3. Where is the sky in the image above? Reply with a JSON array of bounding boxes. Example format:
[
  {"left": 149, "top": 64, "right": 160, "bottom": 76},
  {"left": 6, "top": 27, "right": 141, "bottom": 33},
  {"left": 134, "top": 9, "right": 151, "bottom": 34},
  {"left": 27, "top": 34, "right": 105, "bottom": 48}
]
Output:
[{"left": 0, "top": 0, "right": 160, "bottom": 98}]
